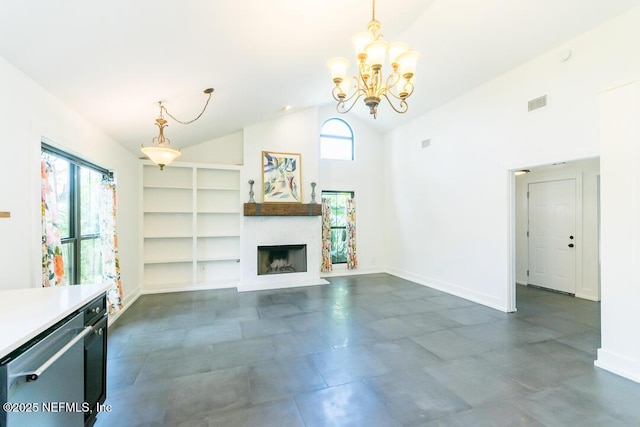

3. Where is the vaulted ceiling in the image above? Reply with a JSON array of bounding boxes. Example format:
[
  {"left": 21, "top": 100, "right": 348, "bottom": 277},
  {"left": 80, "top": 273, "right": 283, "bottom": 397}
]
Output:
[{"left": 1, "top": 0, "right": 639, "bottom": 155}]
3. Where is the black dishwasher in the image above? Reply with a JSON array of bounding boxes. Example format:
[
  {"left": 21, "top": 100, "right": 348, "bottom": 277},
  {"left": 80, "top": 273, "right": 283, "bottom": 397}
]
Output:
[{"left": 82, "top": 295, "right": 107, "bottom": 427}]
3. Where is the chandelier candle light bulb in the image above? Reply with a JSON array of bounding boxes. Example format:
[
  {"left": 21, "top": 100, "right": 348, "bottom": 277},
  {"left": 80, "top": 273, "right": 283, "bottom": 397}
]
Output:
[{"left": 327, "top": 0, "right": 419, "bottom": 119}]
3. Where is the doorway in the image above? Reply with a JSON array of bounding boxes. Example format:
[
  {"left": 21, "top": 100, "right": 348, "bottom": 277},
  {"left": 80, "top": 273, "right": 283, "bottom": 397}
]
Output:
[{"left": 511, "top": 158, "right": 600, "bottom": 312}]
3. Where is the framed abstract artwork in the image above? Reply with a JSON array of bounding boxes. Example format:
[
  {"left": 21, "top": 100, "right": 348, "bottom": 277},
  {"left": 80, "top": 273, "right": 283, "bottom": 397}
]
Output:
[{"left": 262, "top": 151, "right": 302, "bottom": 202}]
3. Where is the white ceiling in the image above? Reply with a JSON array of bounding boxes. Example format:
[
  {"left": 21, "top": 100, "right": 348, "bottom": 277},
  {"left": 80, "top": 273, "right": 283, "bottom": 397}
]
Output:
[{"left": 1, "top": 0, "right": 639, "bottom": 155}]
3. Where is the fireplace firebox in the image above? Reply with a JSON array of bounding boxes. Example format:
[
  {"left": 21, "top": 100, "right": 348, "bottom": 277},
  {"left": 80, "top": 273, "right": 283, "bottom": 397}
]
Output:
[{"left": 257, "top": 244, "right": 307, "bottom": 275}]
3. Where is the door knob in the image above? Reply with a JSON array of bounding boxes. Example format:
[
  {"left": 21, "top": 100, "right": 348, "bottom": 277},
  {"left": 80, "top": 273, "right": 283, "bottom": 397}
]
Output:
[{"left": 568, "top": 243, "right": 574, "bottom": 248}]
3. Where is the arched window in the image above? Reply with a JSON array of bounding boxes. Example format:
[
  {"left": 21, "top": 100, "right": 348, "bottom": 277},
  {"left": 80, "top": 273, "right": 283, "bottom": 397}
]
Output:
[{"left": 320, "top": 118, "right": 354, "bottom": 160}]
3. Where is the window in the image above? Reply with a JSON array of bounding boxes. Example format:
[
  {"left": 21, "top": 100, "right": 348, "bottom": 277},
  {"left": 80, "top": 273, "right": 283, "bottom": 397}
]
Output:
[
  {"left": 322, "top": 190, "right": 354, "bottom": 264},
  {"left": 320, "top": 118, "right": 354, "bottom": 160},
  {"left": 41, "top": 144, "right": 111, "bottom": 285}
]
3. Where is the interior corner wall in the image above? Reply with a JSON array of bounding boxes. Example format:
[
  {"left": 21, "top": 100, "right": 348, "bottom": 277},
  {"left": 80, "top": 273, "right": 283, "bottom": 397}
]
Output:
[
  {"left": 596, "top": 79, "right": 640, "bottom": 383},
  {"left": 383, "top": 6, "right": 640, "bottom": 313},
  {"left": 178, "top": 131, "right": 243, "bottom": 165},
  {"left": 0, "top": 55, "right": 141, "bottom": 304},
  {"left": 514, "top": 159, "right": 600, "bottom": 301},
  {"left": 317, "top": 107, "right": 386, "bottom": 276}
]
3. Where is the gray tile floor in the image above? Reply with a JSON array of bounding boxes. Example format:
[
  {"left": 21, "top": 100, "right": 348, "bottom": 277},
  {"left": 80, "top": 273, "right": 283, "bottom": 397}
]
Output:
[{"left": 95, "top": 274, "right": 640, "bottom": 426}]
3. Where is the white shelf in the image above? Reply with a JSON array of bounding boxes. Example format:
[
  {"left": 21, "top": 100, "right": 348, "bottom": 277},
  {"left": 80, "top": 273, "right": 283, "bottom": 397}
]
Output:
[
  {"left": 142, "top": 162, "right": 242, "bottom": 293},
  {"left": 144, "top": 184, "right": 192, "bottom": 190},
  {"left": 144, "top": 258, "right": 193, "bottom": 265},
  {"left": 144, "top": 235, "right": 194, "bottom": 239},
  {"left": 198, "top": 187, "right": 240, "bottom": 191},
  {"left": 197, "top": 212, "right": 240, "bottom": 215},
  {"left": 197, "top": 257, "right": 240, "bottom": 262}
]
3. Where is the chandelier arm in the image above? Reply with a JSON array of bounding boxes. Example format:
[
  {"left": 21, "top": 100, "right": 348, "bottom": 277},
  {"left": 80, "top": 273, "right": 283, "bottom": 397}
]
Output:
[
  {"left": 381, "top": 93, "right": 409, "bottom": 114},
  {"left": 332, "top": 85, "right": 365, "bottom": 105},
  {"left": 358, "top": 63, "right": 375, "bottom": 90},
  {"left": 403, "top": 82, "right": 415, "bottom": 98},
  {"left": 336, "top": 90, "right": 366, "bottom": 114},
  {"left": 384, "top": 79, "right": 416, "bottom": 101},
  {"left": 160, "top": 88, "right": 214, "bottom": 125},
  {"left": 384, "top": 73, "right": 400, "bottom": 92}
]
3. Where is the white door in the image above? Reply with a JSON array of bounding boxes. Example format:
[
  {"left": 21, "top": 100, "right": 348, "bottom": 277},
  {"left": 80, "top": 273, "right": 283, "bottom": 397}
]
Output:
[{"left": 528, "top": 179, "right": 576, "bottom": 294}]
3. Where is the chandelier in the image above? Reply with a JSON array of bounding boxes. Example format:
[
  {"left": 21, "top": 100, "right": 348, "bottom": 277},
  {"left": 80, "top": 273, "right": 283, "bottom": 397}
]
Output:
[
  {"left": 141, "top": 88, "right": 214, "bottom": 170},
  {"left": 327, "top": 0, "right": 419, "bottom": 119}
]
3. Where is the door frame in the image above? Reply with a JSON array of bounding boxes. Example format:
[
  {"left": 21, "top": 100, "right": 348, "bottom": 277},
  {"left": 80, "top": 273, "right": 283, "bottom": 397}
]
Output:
[{"left": 507, "top": 158, "right": 600, "bottom": 312}]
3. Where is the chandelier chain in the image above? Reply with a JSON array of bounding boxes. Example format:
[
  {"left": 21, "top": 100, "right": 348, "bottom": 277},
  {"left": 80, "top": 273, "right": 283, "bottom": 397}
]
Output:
[
  {"left": 371, "top": 0, "right": 375, "bottom": 22},
  {"left": 160, "top": 88, "right": 214, "bottom": 125}
]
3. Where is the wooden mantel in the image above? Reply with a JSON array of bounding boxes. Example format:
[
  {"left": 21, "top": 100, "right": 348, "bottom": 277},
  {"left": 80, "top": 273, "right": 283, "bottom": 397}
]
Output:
[
  {"left": 243, "top": 203, "right": 321, "bottom": 216},
  {"left": 0, "top": 212, "right": 10, "bottom": 219}
]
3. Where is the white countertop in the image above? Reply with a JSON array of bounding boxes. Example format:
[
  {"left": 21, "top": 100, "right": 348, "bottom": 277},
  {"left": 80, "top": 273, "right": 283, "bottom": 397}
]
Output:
[{"left": 0, "top": 284, "right": 110, "bottom": 359}]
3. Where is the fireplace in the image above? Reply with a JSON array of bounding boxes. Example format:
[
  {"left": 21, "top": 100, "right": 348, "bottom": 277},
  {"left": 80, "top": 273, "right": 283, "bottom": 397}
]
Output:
[
  {"left": 241, "top": 216, "right": 328, "bottom": 291},
  {"left": 257, "top": 244, "right": 307, "bottom": 275}
]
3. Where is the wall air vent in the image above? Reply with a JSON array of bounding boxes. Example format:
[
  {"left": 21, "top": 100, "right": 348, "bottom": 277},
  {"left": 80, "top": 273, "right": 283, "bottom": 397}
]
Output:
[{"left": 528, "top": 95, "right": 547, "bottom": 112}]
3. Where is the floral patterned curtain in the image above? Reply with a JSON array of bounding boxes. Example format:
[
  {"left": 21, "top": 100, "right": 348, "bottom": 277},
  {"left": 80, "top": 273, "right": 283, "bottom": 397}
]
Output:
[
  {"left": 321, "top": 197, "right": 332, "bottom": 272},
  {"left": 346, "top": 198, "right": 358, "bottom": 269},
  {"left": 101, "top": 176, "right": 124, "bottom": 313},
  {"left": 41, "top": 159, "right": 66, "bottom": 286}
]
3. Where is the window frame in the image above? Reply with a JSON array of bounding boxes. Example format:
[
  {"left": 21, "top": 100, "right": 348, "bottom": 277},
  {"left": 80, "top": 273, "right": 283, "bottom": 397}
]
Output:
[
  {"left": 42, "top": 142, "right": 111, "bottom": 285},
  {"left": 320, "top": 118, "right": 355, "bottom": 161}
]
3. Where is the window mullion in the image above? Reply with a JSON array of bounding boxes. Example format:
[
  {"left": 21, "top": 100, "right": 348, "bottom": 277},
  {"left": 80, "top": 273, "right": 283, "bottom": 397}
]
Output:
[{"left": 72, "top": 164, "right": 81, "bottom": 284}]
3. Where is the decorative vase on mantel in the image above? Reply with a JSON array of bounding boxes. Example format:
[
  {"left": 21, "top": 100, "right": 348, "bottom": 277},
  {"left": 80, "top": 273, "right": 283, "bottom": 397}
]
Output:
[{"left": 248, "top": 179, "right": 256, "bottom": 203}]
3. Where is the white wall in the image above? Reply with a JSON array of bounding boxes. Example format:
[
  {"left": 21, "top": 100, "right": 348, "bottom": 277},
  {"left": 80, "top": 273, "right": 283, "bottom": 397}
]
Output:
[
  {"left": 318, "top": 106, "right": 386, "bottom": 276},
  {"left": 242, "top": 108, "right": 320, "bottom": 203},
  {"left": 384, "top": 6, "right": 640, "bottom": 313},
  {"left": 0, "top": 55, "right": 141, "bottom": 305},
  {"left": 515, "top": 158, "right": 600, "bottom": 301},
  {"left": 179, "top": 131, "right": 243, "bottom": 165},
  {"left": 596, "top": 79, "right": 640, "bottom": 382}
]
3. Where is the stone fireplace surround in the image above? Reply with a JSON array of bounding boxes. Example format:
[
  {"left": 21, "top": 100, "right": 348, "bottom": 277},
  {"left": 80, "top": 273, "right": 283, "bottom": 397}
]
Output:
[{"left": 240, "top": 216, "right": 329, "bottom": 291}]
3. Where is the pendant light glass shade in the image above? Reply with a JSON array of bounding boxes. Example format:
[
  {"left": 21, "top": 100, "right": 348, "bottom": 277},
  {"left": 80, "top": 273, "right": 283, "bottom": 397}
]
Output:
[{"left": 141, "top": 146, "right": 181, "bottom": 170}]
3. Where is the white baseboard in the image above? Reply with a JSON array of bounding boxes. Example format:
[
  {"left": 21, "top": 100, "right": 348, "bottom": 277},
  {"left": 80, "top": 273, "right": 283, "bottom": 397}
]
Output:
[
  {"left": 384, "top": 267, "right": 509, "bottom": 312},
  {"left": 595, "top": 348, "right": 640, "bottom": 383},
  {"left": 141, "top": 281, "right": 239, "bottom": 295}
]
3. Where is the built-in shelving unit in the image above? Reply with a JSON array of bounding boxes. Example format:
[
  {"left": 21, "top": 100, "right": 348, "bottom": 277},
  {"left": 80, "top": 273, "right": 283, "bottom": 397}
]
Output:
[{"left": 142, "top": 162, "right": 241, "bottom": 293}]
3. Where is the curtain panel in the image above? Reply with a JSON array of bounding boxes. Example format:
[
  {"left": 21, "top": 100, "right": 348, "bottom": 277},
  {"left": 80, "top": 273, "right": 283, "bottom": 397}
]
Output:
[
  {"left": 321, "top": 198, "right": 332, "bottom": 272},
  {"left": 101, "top": 176, "right": 124, "bottom": 313},
  {"left": 41, "top": 159, "right": 66, "bottom": 286},
  {"left": 346, "top": 198, "right": 358, "bottom": 269}
]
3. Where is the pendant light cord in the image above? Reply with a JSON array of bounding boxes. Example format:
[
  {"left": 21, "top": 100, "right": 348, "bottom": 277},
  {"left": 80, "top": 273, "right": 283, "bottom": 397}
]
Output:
[{"left": 160, "top": 88, "right": 214, "bottom": 125}]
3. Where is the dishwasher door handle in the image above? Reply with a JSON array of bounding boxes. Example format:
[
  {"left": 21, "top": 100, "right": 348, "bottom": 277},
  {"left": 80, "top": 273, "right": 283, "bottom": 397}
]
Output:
[{"left": 19, "top": 326, "right": 94, "bottom": 382}]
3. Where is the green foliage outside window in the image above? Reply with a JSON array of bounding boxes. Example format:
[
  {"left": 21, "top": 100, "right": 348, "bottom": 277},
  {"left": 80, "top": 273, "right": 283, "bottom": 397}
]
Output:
[{"left": 322, "top": 191, "right": 353, "bottom": 264}]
